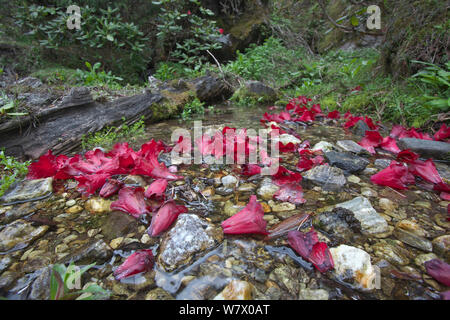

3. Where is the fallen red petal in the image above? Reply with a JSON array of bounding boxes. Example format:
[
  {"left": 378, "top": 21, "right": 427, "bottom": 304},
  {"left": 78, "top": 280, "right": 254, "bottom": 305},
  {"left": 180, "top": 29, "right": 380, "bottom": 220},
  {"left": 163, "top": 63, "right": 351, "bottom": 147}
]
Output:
[
  {"left": 110, "top": 187, "right": 150, "bottom": 218},
  {"left": 148, "top": 200, "right": 188, "bottom": 236},
  {"left": 424, "top": 259, "right": 450, "bottom": 286},
  {"left": 113, "top": 249, "right": 154, "bottom": 280}
]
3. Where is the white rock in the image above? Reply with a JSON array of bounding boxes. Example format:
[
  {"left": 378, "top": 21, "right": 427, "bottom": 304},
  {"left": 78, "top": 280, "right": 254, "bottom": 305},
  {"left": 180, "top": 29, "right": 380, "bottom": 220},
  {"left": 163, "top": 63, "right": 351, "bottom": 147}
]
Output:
[
  {"left": 312, "top": 141, "right": 334, "bottom": 152},
  {"left": 221, "top": 175, "right": 238, "bottom": 188},
  {"left": 330, "top": 244, "right": 377, "bottom": 290},
  {"left": 335, "top": 196, "right": 389, "bottom": 235}
]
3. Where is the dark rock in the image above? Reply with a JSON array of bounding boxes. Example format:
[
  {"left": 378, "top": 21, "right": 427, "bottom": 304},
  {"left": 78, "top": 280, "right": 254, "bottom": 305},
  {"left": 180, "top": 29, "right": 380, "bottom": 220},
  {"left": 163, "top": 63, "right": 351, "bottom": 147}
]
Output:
[
  {"left": 60, "top": 87, "right": 93, "bottom": 107},
  {"left": 314, "top": 207, "right": 362, "bottom": 243},
  {"left": 17, "top": 77, "right": 43, "bottom": 89},
  {"left": 397, "top": 138, "right": 450, "bottom": 161},
  {"left": 233, "top": 80, "right": 278, "bottom": 103},
  {"left": 324, "top": 151, "right": 369, "bottom": 174},
  {"left": 336, "top": 140, "right": 370, "bottom": 155},
  {"left": 101, "top": 211, "right": 140, "bottom": 242},
  {"left": 352, "top": 120, "right": 371, "bottom": 137},
  {"left": 303, "top": 165, "right": 347, "bottom": 191},
  {"left": 190, "top": 75, "right": 233, "bottom": 104}
]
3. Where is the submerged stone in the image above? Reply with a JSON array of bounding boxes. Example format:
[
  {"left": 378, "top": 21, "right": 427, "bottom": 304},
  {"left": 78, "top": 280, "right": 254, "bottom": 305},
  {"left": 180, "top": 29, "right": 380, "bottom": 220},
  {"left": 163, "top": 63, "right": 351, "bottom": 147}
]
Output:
[
  {"left": 257, "top": 178, "right": 280, "bottom": 200},
  {"left": 336, "top": 140, "right": 370, "bottom": 155},
  {"left": 158, "top": 214, "right": 223, "bottom": 272},
  {"left": 393, "top": 228, "right": 432, "bottom": 252},
  {"left": 330, "top": 245, "right": 377, "bottom": 290},
  {"left": 312, "top": 141, "right": 334, "bottom": 152},
  {"left": 214, "top": 279, "right": 253, "bottom": 300},
  {"left": 0, "top": 220, "right": 48, "bottom": 253},
  {"left": 303, "top": 165, "right": 346, "bottom": 192},
  {"left": 0, "top": 178, "right": 53, "bottom": 204},
  {"left": 324, "top": 151, "right": 369, "bottom": 174},
  {"left": 335, "top": 197, "right": 389, "bottom": 235}
]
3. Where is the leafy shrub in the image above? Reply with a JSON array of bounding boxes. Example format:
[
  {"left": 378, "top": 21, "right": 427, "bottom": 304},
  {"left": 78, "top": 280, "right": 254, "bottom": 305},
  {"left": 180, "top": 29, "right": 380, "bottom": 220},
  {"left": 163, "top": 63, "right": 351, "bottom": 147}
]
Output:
[
  {"left": 0, "top": 150, "right": 31, "bottom": 198},
  {"left": 153, "top": 0, "right": 223, "bottom": 68},
  {"left": 81, "top": 116, "right": 146, "bottom": 151},
  {"left": 75, "top": 62, "right": 123, "bottom": 87},
  {"left": 181, "top": 97, "right": 205, "bottom": 120}
]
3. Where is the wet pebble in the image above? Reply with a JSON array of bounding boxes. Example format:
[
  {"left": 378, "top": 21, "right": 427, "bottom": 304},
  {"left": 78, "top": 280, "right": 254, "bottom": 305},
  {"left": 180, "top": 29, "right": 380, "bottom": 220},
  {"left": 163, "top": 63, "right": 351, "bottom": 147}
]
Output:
[
  {"left": 214, "top": 280, "right": 253, "bottom": 300},
  {"left": 0, "top": 220, "right": 49, "bottom": 252},
  {"left": 85, "top": 198, "right": 112, "bottom": 214}
]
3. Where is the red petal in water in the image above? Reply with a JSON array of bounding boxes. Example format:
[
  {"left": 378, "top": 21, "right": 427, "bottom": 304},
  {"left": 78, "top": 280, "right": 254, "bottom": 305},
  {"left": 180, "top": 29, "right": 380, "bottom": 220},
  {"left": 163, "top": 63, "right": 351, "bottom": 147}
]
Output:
[
  {"left": 287, "top": 229, "right": 319, "bottom": 260},
  {"left": 308, "top": 242, "right": 334, "bottom": 273},
  {"left": 424, "top": 259, "right": 450, "bottom": 286},
  {"left": 440, "top": 192, "right": 450, "bottom": 201},
  {"left": 273, "top": 183, "right": 306, "bottom": 204},
  {"left": 99, "top": 179, "right": 123, "bottom": 198},
  {"left": 75, "top": 173, "right": 110, "bottom": 196},
  {"left": 434, "top": 124, "right": 450, "bottom": 141},
  {"left": 240, "top": 164, "right": 262, "bottom": 176},
  {"left": 358, "top": 130, "right": 383, "bottom": 154},
  {"left": 221, "top": 195, "right": 268, "bottom": 235},
  {"left": 148, "top": 200, "right": 188, "bottom": 236},
  {"left": 296, "top": 156, "right": 314, "bottom": 172},
  {"left": 113, "top": 249, "right": 154, "bottom": 280},
  {"left": 408, "top": 159, "right": 443, "bottom": 185},
  {"left": 272, "top": 166, "right": 303, "bottom": 185},
  {"left": 380, "top": 136, "right": 401, "bottom": 154},
  {"left": 327, "top": 110, "right": 340, "bottom": 119},
  {"left": 145, "top": 179, "right": 168, "bottom": 200},
  {"left": 278, "top": 142, "right": 297, "bottom": 153},
  {"left": 110, "top": 187, "right": 150, "bottom": 218},
  {"left": 441, "top": 291, "right": 450, "bottom": 300},
  {"left": 396, "top": 149, "right": 419, "bottom": 163},
  {"left": 370, "top": 161, "right": 414, "bottom": 190}
]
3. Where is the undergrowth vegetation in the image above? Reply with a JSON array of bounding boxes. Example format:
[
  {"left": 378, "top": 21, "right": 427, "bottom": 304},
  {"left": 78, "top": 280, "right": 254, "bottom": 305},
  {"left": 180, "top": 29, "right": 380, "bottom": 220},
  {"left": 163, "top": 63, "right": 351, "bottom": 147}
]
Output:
[{"left": 0, "top": 150, "right": 30, "bottom": 198}]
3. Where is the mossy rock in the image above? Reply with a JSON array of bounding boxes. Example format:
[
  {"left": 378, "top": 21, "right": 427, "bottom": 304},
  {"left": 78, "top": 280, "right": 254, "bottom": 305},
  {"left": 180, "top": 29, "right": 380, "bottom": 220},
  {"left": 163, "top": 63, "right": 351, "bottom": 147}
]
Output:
[{"left": 231, "top": 80, "right": 278, "bottom": 105}]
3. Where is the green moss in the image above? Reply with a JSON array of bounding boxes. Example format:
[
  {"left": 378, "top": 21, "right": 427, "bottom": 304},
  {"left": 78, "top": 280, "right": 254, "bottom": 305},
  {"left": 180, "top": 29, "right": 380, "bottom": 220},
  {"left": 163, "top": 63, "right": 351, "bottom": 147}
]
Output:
[{"left": 31, "top": 67, "right": 78, "bottom": 85}]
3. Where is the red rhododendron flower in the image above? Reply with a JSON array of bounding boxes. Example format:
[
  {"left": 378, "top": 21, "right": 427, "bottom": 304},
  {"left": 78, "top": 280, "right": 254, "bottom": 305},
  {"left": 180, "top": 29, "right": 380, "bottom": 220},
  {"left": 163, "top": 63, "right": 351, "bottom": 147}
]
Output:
[
  {"left": 296, "top": 156, "right": 314, "bottom": 172},
  {"left": 327, "top": 110, "right": 340, "bottom": 119},
  {"left": 219, "top": 28, "right": 224, "bottom": 34},
  {"left": 358, "top": 130, "right": 383, "bottom": 154},
  {"left": 311, "top": 104, "right": 324, "bottom": 116},
  {"left": 273, "top": 183, "right": 306, "bottom": 204},
  {"left": 114, "top": 249, "right": 154, "bottom": 280},
  {"left": 99, "top": 179, "right": 123, "bottom": 198},
  {"left": 221, "top": 195, "right": 268, "bottom": 235},
  {"left": 434, "top": 124, "right": 450, "bottom": 141},
  {"left": 380, "top": 136, "right": 401, "bottom": 154},
  {"left": 26, "top": 150, "right": 63, "bottom": 179},
  {"left": 288, "top": 229, "right": 333, "bottom": 273},
  {"left": 351, "top": 85, "right": 361, "bottom": 92},
  {"left": 75, "top": 173, "right": 110, "bottom": 196},
  {"left": 308, "top": 242, "right": 334, "bottom": 273},
  {"left": 344, "top": 111, "right": 353, "bottom": 119},
  {"left": 396, "top": 149, "right": 419, "bottom": 163},
  {"left": 240, "top": 164, "right": 262, "bottom": 176},
  {"left": 278, "top": 142, "right": 297, "bottom": 153},
  {"left": 145, "top": 179, "right": 168, "bottom": 200},
  {"left": 272, "top": 166, "right": 303, "bottom": 185},
  {"left": 148, "top": 200, "right": 188, "bottom": 236},
  {"left": 288, "top": 229, "right": 318, "bottom": 260},
  {"left": 111, "top": 187, "right": 150, "bottom": 218},
  {"left": 425, "top": 259, "right": 450, "bottom": 286},
  {"left": 370, "top": 161, "right": 415, "bottom": 190},
  {"left": 187, "top": 10, "right": 191, "bottom": 15},
  {"left": 408, "top": 159, "right": 443, "bottom": 184}
]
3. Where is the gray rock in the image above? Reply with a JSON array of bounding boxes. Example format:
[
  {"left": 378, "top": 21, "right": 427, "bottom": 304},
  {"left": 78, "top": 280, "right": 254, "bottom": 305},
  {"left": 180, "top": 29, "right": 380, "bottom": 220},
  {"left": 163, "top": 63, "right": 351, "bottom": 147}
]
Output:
[
  {"left": 0, "top": 220, "right": 48, "bottom": 253},
  {"left": 303, "top": 165, "right": 347, "bottom": 191},
  {"left": 158, "top": 214, "right": 223, "bottom": 272},
  {"left": 17, "top": 77, "right": 43, "bottom": 89},
  {"left": 397, "top": 138, "right": 450, "bottom": 161},
  {"left": 59, "top": 239, "right": 112, "bottom": 265},
  {"left": 335, "top": 196, "right": 389, "bottom": 235},
  {"left": 374, "top": 158, "right": 391, "bottom": 169},
  {"left": 0, "top": 178, "right": 53, "bottom": 204},
  {"left": 0, "top": 256, "right": 11, "bottom": 274},
  {"left": 190, "top": 75, "right": 232, "bottom": 104},
  {"left": 298, "top": 287, "right": 329, "bottom": 300},
  {"left": 28, "top": 265, "right": 52, "bottom": 300},
  {"left": 324, "top": 151, "right": 369, "bottom": 174},
  {"left": 393, "top": 228, "right": 433, "bottom": 252},
  {"left": 336, "top": 140, "right": 370, "bottom": 155},
  {"left": 237, "top": 80, "right": 278, "bottom": 103},
  {"left": 312, "top": 141, "right": 334, "bottom": 152},
  {"left": 0, "top": 202, "right": 37, "bottom": 225},
  {"left": 352, "top": 120, "right": 371, "bottom": 137}
]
